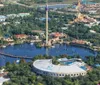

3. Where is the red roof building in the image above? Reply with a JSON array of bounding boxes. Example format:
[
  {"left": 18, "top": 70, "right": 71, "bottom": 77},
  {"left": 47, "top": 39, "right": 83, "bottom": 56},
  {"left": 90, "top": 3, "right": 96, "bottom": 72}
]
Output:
[
  {"left": 72, "top": 39, "right": 87, "bottom": 45},
  {"left": 50, "top": 32, "right": 63, "bottom": 38},
  {"left": 15, "top": 34, "right": 28, "bottom": 39}
]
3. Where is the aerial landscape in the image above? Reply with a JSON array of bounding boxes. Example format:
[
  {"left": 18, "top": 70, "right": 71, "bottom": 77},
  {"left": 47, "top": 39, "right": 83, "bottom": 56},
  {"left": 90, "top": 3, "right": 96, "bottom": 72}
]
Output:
[{"left": 0, "top": 0, "right": 100, "bottom": 85}]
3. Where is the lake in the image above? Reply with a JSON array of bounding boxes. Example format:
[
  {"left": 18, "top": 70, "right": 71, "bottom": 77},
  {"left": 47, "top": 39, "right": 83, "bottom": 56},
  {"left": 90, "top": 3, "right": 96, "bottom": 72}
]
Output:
[{"left": 0, "top": 43, "right": 97, "bottom": 66}]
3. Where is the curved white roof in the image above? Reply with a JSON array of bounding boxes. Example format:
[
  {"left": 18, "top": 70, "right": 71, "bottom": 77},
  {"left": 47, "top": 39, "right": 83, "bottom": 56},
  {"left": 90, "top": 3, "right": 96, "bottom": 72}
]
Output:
[{"left": 33, "top": 59, "right": 86, "bottom": 74}]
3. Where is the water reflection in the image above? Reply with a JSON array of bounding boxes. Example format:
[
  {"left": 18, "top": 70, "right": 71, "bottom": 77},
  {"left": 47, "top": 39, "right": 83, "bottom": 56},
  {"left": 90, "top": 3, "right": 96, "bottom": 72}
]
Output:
[{"left": 46, "top": 48, "right": 49, "bottom": 56}]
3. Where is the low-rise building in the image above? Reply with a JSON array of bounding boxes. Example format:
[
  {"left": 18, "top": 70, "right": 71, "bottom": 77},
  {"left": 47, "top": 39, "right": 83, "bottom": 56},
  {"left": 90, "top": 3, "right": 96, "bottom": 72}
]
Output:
[
  {"left": 7, "top": 13, "right": 30, "bottom": 19},
  {"left": 71, "top": 39, "right": 91, "bottom": 45},
  {"left": 0, "top": 69, "right": 10, "bottom": 85},
  {"left": 33, "top": 58, "right": 87, "bottom": 77},
  {"left": 88, "top": 10, "right": 97, "bottom": 14},
  {"left": 3, "top": 38, "right": 14, "bottom": 42},
  {"left": 17, "top": 13, "right": 30, "bottom": 17},
  {"left": 0, "top": 15, "right": 6, "bottom": 22},
  {"left": 32, "top": 30, "right": 45, "bottom": 34},
  {"left": 50, "top": 32, "right": 66, "bottom": 38},
  {"left": 0, "top": 77, "right": 10, "bottom": 85},
  {"left": 7, "top": 14, "right": 17, "bottom": 19},
  {"left": 32, "top": 30, "right": 45, "bottom": 37},
  {"left": 29, "top": 35, "right": 39, "bottom": 40},
  {"left": 39, "top": 17, "right": 51, "bottom": 21},
  {"left": 15, "top": 34, "right": 28, "bottom": 39},
  {"left": 90, "top": 30, "right": 96, "bottom": 34},
  {"left": 0, "top": 4, "right": 4, "bottom": 7},
  {"left": 83, "top": 3, "right": 100, "bottom": 13}
]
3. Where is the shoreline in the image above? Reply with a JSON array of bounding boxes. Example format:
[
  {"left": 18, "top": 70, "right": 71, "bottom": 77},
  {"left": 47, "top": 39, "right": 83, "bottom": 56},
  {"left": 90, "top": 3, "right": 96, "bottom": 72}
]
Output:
[
  {"left": 0, "top": 42, "right": 97, "bottom": 67},
  {"left": 0, "top": 41, "right": 98, "bottom": 53},
  {"left": 69, "top": 43, "right": 97, "bottom": 53}
]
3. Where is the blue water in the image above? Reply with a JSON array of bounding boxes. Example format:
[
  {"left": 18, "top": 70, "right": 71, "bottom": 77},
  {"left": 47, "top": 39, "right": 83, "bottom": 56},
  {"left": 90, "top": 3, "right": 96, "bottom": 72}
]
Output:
[
  {"left": 80, "top": 66, "right": 87, "bottom": 70},
  {"left": 0, "top": 43, "right": 96, "bottom": 66},
  {"left": 63, "top": 61, "right": 73, "bottom": 65}
]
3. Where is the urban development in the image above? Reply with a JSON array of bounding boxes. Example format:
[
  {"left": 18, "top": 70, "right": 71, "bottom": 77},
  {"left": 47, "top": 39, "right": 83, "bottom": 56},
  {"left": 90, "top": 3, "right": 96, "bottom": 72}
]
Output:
[{"left": 0, "top": 0, "right": 100, "bottom": 85}]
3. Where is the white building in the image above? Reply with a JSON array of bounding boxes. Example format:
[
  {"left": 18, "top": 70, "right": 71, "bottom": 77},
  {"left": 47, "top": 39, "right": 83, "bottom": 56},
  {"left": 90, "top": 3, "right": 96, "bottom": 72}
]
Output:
[
  {"left": 17, "top": 13, "right": 30, "bottom": 17},
  {"left": 7, "top": 14, "right": 17, "bottom": 19},
  {"left": 7, "top": 13, "right": 30, "bottom": 19},
  {"left": 0, "top": 69, "right": 10, "bottom": 85},
  {"left": 0, "top": 77, "right": 10, "bottom": 85},
  {"left": 90, "top": 30, "right": 96, "bottom": 34},
  {"left": 33, "top": 59, "right": 87, "bottom": 77},
  {"left": 0, "top": 4, "right": 4, "bottom": 7},
  {"left": 0, "top": 15, "right": 6, "bottom": 22},
  {"left": 89, "top": 10, "right": 97, "bottom": 14}
]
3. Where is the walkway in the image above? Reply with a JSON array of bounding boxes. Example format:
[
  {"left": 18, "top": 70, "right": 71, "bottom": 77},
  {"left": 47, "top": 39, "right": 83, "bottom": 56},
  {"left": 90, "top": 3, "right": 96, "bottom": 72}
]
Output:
[{"left": 0, "top": 52, "right": 33, "bottom": 60}]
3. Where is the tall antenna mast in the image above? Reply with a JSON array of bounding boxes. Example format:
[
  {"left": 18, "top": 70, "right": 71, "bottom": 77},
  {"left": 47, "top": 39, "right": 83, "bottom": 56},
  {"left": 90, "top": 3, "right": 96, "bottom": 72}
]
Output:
[{"left": 45, "top": 0, "right": 49, "bottom": 46}]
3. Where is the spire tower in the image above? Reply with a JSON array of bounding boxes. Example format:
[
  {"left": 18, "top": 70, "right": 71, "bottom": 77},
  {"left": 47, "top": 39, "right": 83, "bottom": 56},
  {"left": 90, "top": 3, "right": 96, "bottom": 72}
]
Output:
[{"left": 45, "top": 0, "right": 49, "bottom": 46}]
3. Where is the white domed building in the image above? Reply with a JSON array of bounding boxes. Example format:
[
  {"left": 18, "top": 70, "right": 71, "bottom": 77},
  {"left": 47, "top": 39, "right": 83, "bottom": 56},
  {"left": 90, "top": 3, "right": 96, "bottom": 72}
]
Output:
[{"left": 33, "top": 58, "right": 87, "bottom": 77}]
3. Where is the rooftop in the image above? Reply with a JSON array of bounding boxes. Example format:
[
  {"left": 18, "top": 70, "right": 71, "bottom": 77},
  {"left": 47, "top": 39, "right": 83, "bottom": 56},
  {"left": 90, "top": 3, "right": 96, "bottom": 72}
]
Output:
[
  {"left": 33, "top": 59, "right": 86, "bottom": 74},
  {"left": 0, "top": 15, "right": 6, "bottom": 19},
  {"left": 0, "top": 77, "right": 10, "bottom": 85}
]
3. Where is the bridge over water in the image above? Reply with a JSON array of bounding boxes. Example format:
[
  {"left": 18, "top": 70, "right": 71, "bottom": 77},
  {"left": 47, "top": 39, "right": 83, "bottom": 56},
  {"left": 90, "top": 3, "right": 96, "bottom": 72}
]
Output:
[{"left": 0, "top": 52, "right": 33, "bottom": 60}]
